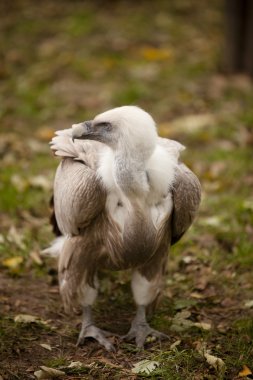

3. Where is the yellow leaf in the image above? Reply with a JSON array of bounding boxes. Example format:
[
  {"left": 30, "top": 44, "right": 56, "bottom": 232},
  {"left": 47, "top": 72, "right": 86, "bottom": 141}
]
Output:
[
  {"left": 139, "top": 47, "right": 172, "bottom": 61},
  {"left": 36, "top": 127, "right": 55, "bottom": 142},
  {"left": 2, "top": 256, "right": 23, "bottom": 270},
  {"left": 239, "top": 365, "right": 252, "bottom": 377}
]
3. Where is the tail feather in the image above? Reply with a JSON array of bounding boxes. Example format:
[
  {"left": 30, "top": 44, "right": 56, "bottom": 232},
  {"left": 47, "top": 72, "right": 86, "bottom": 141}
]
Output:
[{"left": 42, "top": 236, "right": 66, "bottom": 258}]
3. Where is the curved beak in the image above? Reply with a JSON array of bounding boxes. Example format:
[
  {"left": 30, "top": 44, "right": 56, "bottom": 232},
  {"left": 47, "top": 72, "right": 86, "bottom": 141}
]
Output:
[{"left": 72, "top": 120, "right": 93, "bottom": 142}]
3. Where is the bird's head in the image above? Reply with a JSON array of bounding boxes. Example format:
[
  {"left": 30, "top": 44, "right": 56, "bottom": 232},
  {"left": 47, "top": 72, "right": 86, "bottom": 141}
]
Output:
[{"left": 72, "top": 106, "right": 158, "bottom": 159}]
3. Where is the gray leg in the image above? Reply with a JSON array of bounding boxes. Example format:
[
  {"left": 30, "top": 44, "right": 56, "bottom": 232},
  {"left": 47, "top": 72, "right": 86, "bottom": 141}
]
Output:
[
  {"left": 122, "top": 270, "right": 168, "bottom": 348},
  {"left": 77, "top": 305, "right": 115, "bottom": 352},
  {"left": 122, "top": 305, "right": 168, "bottom": 348}
]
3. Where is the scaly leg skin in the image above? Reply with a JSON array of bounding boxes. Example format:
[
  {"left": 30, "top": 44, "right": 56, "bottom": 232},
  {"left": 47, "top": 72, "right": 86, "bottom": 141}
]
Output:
[
  {"left": 77, "top": 306, "right": 115, "bottom": 352},
  {"left": 122, "top": 305, "right": 168, "bottom": 348}
]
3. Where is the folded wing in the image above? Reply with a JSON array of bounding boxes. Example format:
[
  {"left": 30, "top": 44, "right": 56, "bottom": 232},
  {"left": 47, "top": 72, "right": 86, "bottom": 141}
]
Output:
[
  {"left": 50, "top": 130, "right": 107, "bottom": 236},
  {"left": 171, "top": 163, "right": 201, "bottom": 245}
]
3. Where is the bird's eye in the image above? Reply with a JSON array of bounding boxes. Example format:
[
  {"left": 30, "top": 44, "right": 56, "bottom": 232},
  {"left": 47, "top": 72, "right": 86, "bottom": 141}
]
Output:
[{"left": 95, "top": 122, "right": 112, "bottom": 130}]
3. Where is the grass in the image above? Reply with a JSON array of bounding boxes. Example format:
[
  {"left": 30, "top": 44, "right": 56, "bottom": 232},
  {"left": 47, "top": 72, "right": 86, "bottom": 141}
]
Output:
[{"left": 0, "top": 0, "right": 253, "bottom": 379}]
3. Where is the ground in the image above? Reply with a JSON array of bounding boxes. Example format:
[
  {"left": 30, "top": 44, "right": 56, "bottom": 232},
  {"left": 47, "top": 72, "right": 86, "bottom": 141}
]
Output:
[{"left": 0, "top": 1, "right": 253, "bottom": 379}]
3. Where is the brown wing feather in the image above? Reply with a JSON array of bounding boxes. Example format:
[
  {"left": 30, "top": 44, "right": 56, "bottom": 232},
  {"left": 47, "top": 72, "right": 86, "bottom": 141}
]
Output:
[
  {"left": 54, "top": 158, "right": 107, "bottom": 236},
  {"left": 171, "top": 163, "right": 201, "bottom": 245}
]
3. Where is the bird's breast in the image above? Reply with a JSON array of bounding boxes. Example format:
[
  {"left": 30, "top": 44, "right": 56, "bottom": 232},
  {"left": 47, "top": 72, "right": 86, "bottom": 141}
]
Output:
[{"left": 103, "top": 193, "right": 172, "bottom": 270}]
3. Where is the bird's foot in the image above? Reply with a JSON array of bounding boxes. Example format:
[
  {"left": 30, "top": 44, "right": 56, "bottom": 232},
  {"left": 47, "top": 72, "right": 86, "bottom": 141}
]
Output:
[
  {"left": 77, "top": 324, "right": 115, "bottom": 352},
  {"left": 122, "top": 321, "right": 168, "bottom": 348}
]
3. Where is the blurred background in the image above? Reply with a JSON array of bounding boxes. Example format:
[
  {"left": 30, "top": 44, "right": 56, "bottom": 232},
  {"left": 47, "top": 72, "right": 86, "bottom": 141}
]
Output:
[{"left": 0, "top": 1, "right": 253, "bottom": 379}]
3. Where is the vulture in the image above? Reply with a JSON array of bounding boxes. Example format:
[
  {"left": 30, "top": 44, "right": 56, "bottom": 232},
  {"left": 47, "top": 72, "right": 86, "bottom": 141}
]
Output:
[{"left": 44, "top": 106, "right": 201, "bottom": 352}]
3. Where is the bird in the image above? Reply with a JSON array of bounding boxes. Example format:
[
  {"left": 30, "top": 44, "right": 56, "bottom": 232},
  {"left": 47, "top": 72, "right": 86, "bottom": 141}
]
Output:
[{"left": 44, "top": 105, "right": 201, "bottom": 352}]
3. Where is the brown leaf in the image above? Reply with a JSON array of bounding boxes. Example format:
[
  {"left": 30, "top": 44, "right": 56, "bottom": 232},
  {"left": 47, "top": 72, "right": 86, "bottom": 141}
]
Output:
[
  {"left": 221, "top": 298, "right": 237, "bottom": 308},
  {"left": 194, "top": 266, "right": 211, "bottom": 291}
]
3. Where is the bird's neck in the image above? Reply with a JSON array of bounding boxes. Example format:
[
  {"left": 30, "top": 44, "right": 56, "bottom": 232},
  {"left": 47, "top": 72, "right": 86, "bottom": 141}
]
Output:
[{"left": 113, "top": 142, "right": 150, "bottom": 197}]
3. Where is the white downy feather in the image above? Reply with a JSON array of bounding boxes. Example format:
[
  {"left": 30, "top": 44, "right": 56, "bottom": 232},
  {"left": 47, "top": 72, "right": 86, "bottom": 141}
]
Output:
[{"left": 42, "top": 236, "right": 66, "bottom": 257}]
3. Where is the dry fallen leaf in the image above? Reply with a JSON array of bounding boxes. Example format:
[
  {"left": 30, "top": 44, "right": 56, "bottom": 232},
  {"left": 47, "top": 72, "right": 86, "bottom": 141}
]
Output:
[
  {"left": 2, "top": 256, "right": 23, "bottom": 271},
  {"left": 68, "top": 361, "right": 83, "bottom": 369},
  {"left": 14, "top": 314, "right": 38, "bottom": 323},
  {"left": 30, "top": 250, "right": 43, "bottom": 266},
  {"left": 132, "top": 359, "right": 159, "bottom": 375},
  {"left": 29, "top": 175, "right": 52, "bottom": 191},
  {"left": 242, "top": 200, "right": 253, "bottom": 211},
  {"left": 175, "top": 310, "right": 192, "bottom": 319},
  {"left": 244, "top": 300, "right": 253, "bottom": 308},
  {"left": 98, "top": 357, "right": 124, "bottom": 369},
  {"left": 194, "top": 322, "right": 212, "bottom": 331},
  {"left": 40, "top": 343, "right": 52, "bottom": 351},
  {"left": 195, "top": 272, "right": 209, "bottom": 290},
  {"left": 174, "top": 299, "right": 197, "bottom": 310},
  {"left": 34, "top": 366, "right": 65, "bottom": 379},
  {"left": 158, "top": 114, "right": 215, "bottom": 137},
  {"left": 7, "top": 226, "right": 26, "bottom": 249},
  {"left": 11, "top": 174, "right": 28, "bottom": 192},
  {"left": 204, "top": 352, "right": 225, "bottom": 371},
  {"left": 36, "top": 127, "right": 55, "bottom": 142},
  {"left": 200, "top": 216, "right": 223, "bottom": 227},
  {"left": 239, "top": 365, "right": 252, "bottom": 377},
  {"left": 14, "top": 314, "right": 49, "bottom": 327},
  {"left": 190, "top": 292, "right": 205, "bottom": 299},
  {"left": 181, "top": 255, "right": 196, "bottom": 265},
  {"left": 170, "top": 339, "right": 181, "bottom": 350},
  {"left": 170, "top": 310, "right": 195, "bottom": 332},
  {"left": 139, "top": 46, "right": 172, "bottom": 61},
  {"left": 196, "top": 341, "right": 225, "bottom": 372}
]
